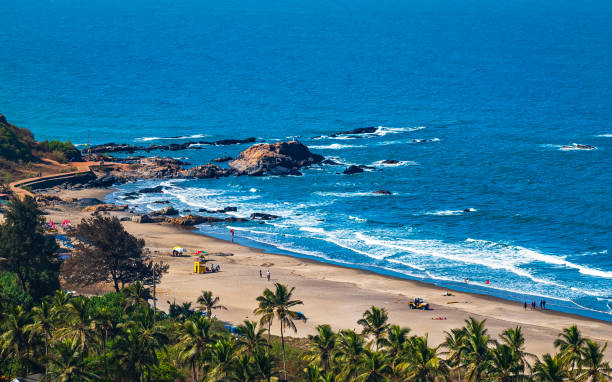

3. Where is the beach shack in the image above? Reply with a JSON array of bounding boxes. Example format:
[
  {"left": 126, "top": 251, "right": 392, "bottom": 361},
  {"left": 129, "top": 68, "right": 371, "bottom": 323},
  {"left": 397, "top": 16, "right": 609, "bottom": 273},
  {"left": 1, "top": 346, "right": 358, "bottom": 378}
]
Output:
[{"left": 194, "top": 258, "right": 207, "bottom": 274}]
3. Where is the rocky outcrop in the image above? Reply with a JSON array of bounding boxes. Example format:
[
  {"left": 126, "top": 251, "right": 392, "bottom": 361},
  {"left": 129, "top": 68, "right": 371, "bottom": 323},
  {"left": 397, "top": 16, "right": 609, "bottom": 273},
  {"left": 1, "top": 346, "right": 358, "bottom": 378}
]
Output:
[
  {"left": 322, "top": 159, "right": 341, "bottom": 165},
  {"left": 343, "top": 165, "right": 375, "bottom": 175},
  {"left": 139, "top": 185, "right": 166, "bottom": 194},
  {"left": 381, "top": 160, "right": 399, "bottom": 164},
  {"left": 250, "top": 213, "right": 279, "bottom": 220},
  {"left": 198, "top": 206, "right": 238, "bottom": 213},
  {"left": 166, "top": 215, "right": 248, "bottom": 226},
  {"left": 86, "top": 137, "right": 256, "bottom": 155},
  {"left": 82, "top": 204, "right": 128, "bottom": 213},
  {"left": 343, "top": 165, "right": 364, "bottom": 174},
  {"left": 181, "top": 164, "right": 232, "bottom": 179},
  {"left": 150, "top": 206, "right": 179, "bottom": 216},
  {"left": 211, "top": 156, "right": 233, "bottom": 162},
  {"left": 229, "top": 141, "right": 323, "bottom": 176},
  {"left": 330, "top": 127, "right": 377, "bottom": 137}
]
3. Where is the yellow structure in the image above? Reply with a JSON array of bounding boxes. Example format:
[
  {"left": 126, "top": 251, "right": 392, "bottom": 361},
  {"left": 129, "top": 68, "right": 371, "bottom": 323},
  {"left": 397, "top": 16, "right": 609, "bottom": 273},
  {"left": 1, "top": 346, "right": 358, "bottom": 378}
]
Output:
[{"left": 194, "top": 259, "right": 206, "bottom": 274}]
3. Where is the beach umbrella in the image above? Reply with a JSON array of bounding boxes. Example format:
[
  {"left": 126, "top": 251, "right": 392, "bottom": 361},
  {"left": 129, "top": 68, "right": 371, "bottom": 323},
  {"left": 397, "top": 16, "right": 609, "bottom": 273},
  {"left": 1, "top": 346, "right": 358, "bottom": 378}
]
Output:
[{"left": 195, "top": 250, "right": 208, "bottom": 255}]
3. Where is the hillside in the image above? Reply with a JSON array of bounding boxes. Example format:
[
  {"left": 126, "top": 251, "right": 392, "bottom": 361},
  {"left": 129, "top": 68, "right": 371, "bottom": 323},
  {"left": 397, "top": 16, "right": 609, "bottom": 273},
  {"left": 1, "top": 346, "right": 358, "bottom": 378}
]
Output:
[{"left": 0, "top": 113, "right": 82, "bottom": 184}]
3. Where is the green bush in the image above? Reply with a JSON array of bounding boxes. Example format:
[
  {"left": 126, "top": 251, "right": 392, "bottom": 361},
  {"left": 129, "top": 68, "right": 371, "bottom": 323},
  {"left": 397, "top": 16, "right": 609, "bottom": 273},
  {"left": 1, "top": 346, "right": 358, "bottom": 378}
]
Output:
[
  {"left": 0, "top": 272, "right": 33, "bottom": 307},
  {"left": 46, "top": 140, "right": 82, "bottom": 162}
]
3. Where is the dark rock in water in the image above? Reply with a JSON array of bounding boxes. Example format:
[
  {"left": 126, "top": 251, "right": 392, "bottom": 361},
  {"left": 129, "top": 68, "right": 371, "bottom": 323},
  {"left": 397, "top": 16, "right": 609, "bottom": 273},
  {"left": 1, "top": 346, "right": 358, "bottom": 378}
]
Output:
[
  {"left": 322, "top": 159, "right": 341, "bottom": 165},
  {"left": 381, "top": 160, "right": 399, "bottom": 164},
  {"left": 209, "top": 137, "right": 256, "bottom": 146},
  {"left": 166, "top": 215, "right": 239, "bottom": 225},
  {"left": 85, "top": 138, "right": 256, "bottom": 155},
  {"left": 198, "top": 206, "right": 238, "bottom": 213},
  {"left": 250, "top": 213, "right": 279, "bottom": 220},
  {"left": 224, "top": 217, "right": 249, "bottom": 222},
  {"left": 373, "top": 190, "right": 392, "bottom": 195},
  {"left": 211, "top": 156, "right": 233, "bottom": 162},
  {"left": 330, "top": 127, "right": 377, "bottom": 137},
  {"left": 229, "top": 141, "right": 323, "bottom": 176},
  {"left": 150, "top": 206, "right": 179, "bottom": 216},
  {"left": 152, "top": 200, "right": 170, "bottom": 204},
  {"left": 182, "top": 164, "right": 232, "bottom": 179},
  {"left": 77, "top": 198, "right": 104, "bottom": 207},
  {"left": 343, "top": 165, "right": 365, "bottom": 174},
  {"left": 139, "top": 185, "right": 166, "bottom": 194}
]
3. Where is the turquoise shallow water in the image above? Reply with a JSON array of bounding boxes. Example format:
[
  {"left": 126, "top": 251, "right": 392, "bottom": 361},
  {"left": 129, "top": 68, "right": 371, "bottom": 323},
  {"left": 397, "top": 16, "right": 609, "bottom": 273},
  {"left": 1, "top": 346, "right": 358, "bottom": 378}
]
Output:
[{"left": 1, "top": 0, "right": 611, "bottom": 319}]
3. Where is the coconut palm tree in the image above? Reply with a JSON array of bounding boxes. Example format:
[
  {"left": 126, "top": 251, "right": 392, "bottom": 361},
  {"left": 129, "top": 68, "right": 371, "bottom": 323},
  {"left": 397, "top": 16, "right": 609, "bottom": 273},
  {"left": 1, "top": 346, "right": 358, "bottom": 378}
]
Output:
[
  {"left": 197, "top": 290, "right": 227, "bottom": 318},
  {"left": 401, "top": 334, "right": 450, "bottom": 382},
  {"left": 499, "top": 326, "right": 534, "bottom": 372},
  {"left": 488, "top": 344, "right": 528, "bottom": 381},
  {"left": 252, "top": 347, "right": 277, "bottom": 382},
  {"left": 0, "top": 305, "right": 34, "bottom": 378},
  {"left": 357, "top": 306, "right": 390, "bottom": 351},
  {"left": 266, "top": 282, "right": 306, "bottom": 380},
  {"left": 382, "top": 324, "right": 411, "bottom": 361},
  {"left": 335, "top": 329, "right": 367, "bottom": 381},
  {"left": 303, "top": 364, "right": 322, "bottom": 382},
  {"left": 575, "top": 339, "right": 611, "bottom": 382},
  {"left": 58, "top": 297, "right": 97, "bottom": 356},
  {"left": 236, "top": 320, "right": 267, "bottom": 356},
  {"left": 176, "top": 315, "right": 216, "bottom": 381},
  {"left": 208, "top": 338, "right": 238, "bottom": 381},
  {"left": 254, "top": 287, "right": 276, "bottom": 349},
  {"left": 441, "top": 327, "right": 467, "bottom": 382},
  {"left": 355, "top": 349, "right": 392, "bottom": 382},
  {"left": 305, "top": 324, "right": 337, "bottom": 373},
  {"left": 231, "top": 353, "right": 257, "bottom": 382},
  {"left": 112, "top": 322, "right": 169, "bottom": 382},
  {"left": 532, "top": 353, "right": 570, "bottom": 381},
  {"left": 459, "top": 317, "right": 494, "bottom": 382},
  {"left": 554, "top": 325, "right": 585, "bottom": 370},
  {"left": 44, "top": 339, "right": 100, "bottom": 382},
  {"left": 25, "top": 300, "right": 56, "bottom": 375},
  {"left": 122, "top": 281, "right": 152, "bottom": 309}
]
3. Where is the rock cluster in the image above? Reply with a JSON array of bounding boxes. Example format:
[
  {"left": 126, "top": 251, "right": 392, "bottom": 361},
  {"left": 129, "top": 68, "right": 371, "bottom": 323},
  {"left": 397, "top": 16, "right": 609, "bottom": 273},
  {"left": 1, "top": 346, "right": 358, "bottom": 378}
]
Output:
[
  {"left": 86, "top": 137, "right": 256, "bottom": 154},
  {"left": 82, "top": 204, "right": 128, "bottom": 213},
  {"left": 229, "top": 141, "right": 323, "bottom": 176}
]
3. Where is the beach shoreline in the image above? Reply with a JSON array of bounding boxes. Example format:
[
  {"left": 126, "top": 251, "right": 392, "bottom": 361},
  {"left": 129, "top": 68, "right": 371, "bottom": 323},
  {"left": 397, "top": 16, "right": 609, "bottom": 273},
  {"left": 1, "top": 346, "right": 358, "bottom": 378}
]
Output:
[{"left": 43, "top": 187, "right": 612, "bottom": 360}]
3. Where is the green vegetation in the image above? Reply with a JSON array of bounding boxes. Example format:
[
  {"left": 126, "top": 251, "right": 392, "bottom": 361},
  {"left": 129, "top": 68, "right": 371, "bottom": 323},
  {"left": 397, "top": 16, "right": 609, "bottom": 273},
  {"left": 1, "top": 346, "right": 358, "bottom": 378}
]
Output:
[
  {"left": 61, "top": 214, "right": 168, "bottom": 292},
  {"left": 0, "top": 196, "right": 60, "bottom": 300},
  {"left": 0, "top": 114, "right": 82, "bottom": 167},
  {"left": 40, "top": 140, "right": 82, "bottom": 162},
  {"left": 0, "top": 115, "right": 35, "bottom": 162},
  {"left": 0, "top": 199, "right": 610, "bottom": 381}
]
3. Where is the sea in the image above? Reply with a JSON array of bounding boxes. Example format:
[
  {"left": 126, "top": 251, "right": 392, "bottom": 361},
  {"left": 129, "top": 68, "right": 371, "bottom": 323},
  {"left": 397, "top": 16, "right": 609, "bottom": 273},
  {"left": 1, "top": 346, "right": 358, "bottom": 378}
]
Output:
[{"left": 1, "top": 0, "right": 611, "bottom": 320}]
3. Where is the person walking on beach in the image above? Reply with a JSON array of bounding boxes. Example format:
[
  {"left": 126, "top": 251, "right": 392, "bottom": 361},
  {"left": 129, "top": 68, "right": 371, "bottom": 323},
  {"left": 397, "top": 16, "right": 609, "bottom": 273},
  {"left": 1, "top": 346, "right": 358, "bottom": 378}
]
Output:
[
  {"left": 259, "top": 269, "right": 262, "bottom": 278},
  {"left": 266, "top": 270, "right": 270, "bottom": 281},
  {"left": 523, "top": 302, "right": 527, "bottom": 310},
  {"left": 542, "top": 299, "right": 546, "bottom": 309},
  {"left": 230, "top": 229, "right": 234, "bottom": 243}
]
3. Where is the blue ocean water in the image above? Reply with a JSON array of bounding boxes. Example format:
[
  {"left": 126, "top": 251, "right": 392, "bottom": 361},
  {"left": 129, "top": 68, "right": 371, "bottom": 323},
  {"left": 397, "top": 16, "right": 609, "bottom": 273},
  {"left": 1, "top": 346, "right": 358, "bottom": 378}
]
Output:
[{"left": 1, "top": 0, "right": 611, "bottom": 319}]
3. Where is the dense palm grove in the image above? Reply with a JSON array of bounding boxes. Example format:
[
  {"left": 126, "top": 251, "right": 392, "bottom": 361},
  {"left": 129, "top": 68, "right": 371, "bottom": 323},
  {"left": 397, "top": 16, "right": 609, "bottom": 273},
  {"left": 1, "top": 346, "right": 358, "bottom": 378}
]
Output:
[
  {"left": 0, "top": 199, "right": 610, "bottom": 381},
  {"left": 0, "top": 282, "right": 610, "bottom": 381}
]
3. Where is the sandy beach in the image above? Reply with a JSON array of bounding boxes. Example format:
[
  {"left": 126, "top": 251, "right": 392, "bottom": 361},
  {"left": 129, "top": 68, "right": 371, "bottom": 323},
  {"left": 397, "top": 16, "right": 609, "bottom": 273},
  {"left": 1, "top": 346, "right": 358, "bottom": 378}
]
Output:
[{"left": 46, "top": 188, "right": 612, "bottom": 360}]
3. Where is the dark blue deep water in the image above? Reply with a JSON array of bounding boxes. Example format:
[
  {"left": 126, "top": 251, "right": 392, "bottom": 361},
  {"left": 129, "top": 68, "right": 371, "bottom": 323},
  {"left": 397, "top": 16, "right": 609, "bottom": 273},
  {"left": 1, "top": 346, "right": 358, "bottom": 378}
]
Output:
[{"left": 1, "top": 0, "right": 611, "bottom": 319}]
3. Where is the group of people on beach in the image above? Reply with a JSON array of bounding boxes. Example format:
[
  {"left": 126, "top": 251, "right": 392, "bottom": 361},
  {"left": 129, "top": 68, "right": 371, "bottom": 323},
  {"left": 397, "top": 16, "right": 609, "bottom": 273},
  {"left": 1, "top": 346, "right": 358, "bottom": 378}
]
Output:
[
  {"left": 259, "top": 269, "right": 271, "bottom": 281},
  {"left": 524, "top": 299, "right": 546, "bottom": 310}
]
